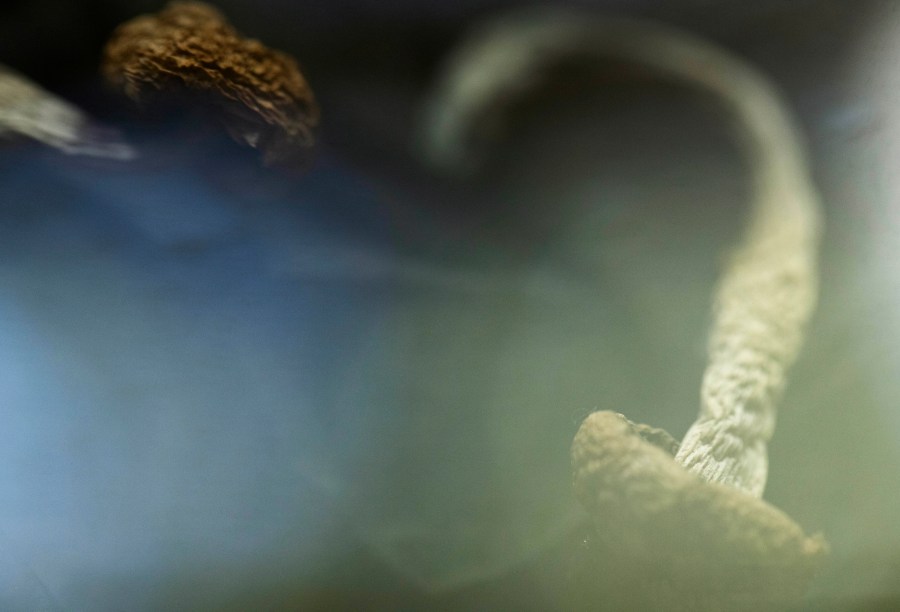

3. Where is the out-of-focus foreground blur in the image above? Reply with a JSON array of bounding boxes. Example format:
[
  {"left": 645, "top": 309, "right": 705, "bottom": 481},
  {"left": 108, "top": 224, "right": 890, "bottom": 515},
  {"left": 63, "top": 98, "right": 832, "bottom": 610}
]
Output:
[{"left": 0, "top": 0, "right": 898, "bottom": 609}]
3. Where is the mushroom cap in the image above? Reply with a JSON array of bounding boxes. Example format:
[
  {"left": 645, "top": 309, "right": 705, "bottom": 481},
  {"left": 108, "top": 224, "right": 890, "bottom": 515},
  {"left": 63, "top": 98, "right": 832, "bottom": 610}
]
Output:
[
  {"left": 102, "top": 1, "right": 319, "bottom": 166},
  {"left": 571, "top": 410, "right": 827, "bottom": 610}
]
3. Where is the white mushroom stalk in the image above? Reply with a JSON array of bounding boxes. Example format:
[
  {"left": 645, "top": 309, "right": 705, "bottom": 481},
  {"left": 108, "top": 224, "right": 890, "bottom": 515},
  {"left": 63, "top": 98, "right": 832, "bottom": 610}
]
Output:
[
  {"left": 0, "top": 63, "right": 135, "bottom": 160},
  {"left": 419, "top": 6, "right": 821, "bottom": 499},
  {"left": 418, "top": 7, "right": 825, "bottom": 607}
]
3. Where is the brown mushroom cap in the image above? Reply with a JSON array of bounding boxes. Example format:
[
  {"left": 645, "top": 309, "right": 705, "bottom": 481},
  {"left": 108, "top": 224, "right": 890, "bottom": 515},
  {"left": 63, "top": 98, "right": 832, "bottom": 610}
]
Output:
[
  {"left": 102, "top": 1, "right": 319, "bottom": 165},
  {"left": 571, "top": 411, "right": 827, "bottom": 610}
]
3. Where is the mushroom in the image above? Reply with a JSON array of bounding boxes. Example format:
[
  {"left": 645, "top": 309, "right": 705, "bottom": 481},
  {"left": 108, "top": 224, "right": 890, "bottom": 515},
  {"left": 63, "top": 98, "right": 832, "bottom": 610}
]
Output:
[
  {"left": 0, "top": 63, "right": 135, "bottom": 159},
  {"left": 419, "top": 7, "right": 826, "bottom": 608},
  {"left": 102, "top": 1, "right": 319, "bottom": 166},
  {"left": 572, "top": 411, "right": 826, "bottom": 609}
]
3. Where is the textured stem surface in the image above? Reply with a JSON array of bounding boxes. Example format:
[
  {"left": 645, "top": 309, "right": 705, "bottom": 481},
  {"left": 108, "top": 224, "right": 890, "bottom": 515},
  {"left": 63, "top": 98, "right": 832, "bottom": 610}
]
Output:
[
  {"left": 420, "top": 7, "right": 821, "bottom": 497},
  {"left": 419, "top": 8, "right": 826, "bottom": 607}
]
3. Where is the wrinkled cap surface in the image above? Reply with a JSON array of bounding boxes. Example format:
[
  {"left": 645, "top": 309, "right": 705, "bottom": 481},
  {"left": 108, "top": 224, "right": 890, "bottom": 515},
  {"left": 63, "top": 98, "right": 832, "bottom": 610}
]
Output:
[{"left": 103, "top": 1, "right": 319, "bottom": 166}]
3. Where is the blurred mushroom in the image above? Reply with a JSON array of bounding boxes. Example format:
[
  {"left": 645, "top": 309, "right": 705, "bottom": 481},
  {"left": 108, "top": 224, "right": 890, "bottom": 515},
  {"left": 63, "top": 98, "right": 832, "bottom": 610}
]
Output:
[
  {"left": 102, "top": 1, "right": 319, "bottom": 166},
  {"left": 420, "top": 7, "right": 826, "bottom": 608},
  {"left": 0, "top": 63, "right": 135, "bottom": 159}
]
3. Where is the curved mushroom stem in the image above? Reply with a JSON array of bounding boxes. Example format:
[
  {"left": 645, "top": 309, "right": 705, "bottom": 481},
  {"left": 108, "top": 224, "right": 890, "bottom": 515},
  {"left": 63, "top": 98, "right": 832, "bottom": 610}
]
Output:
[
  {"left": 419, "top": 7, "right": 821, "bottom": 498},
  {"left": 418, "top": 7, "right": 825, "bottom": 606}
]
